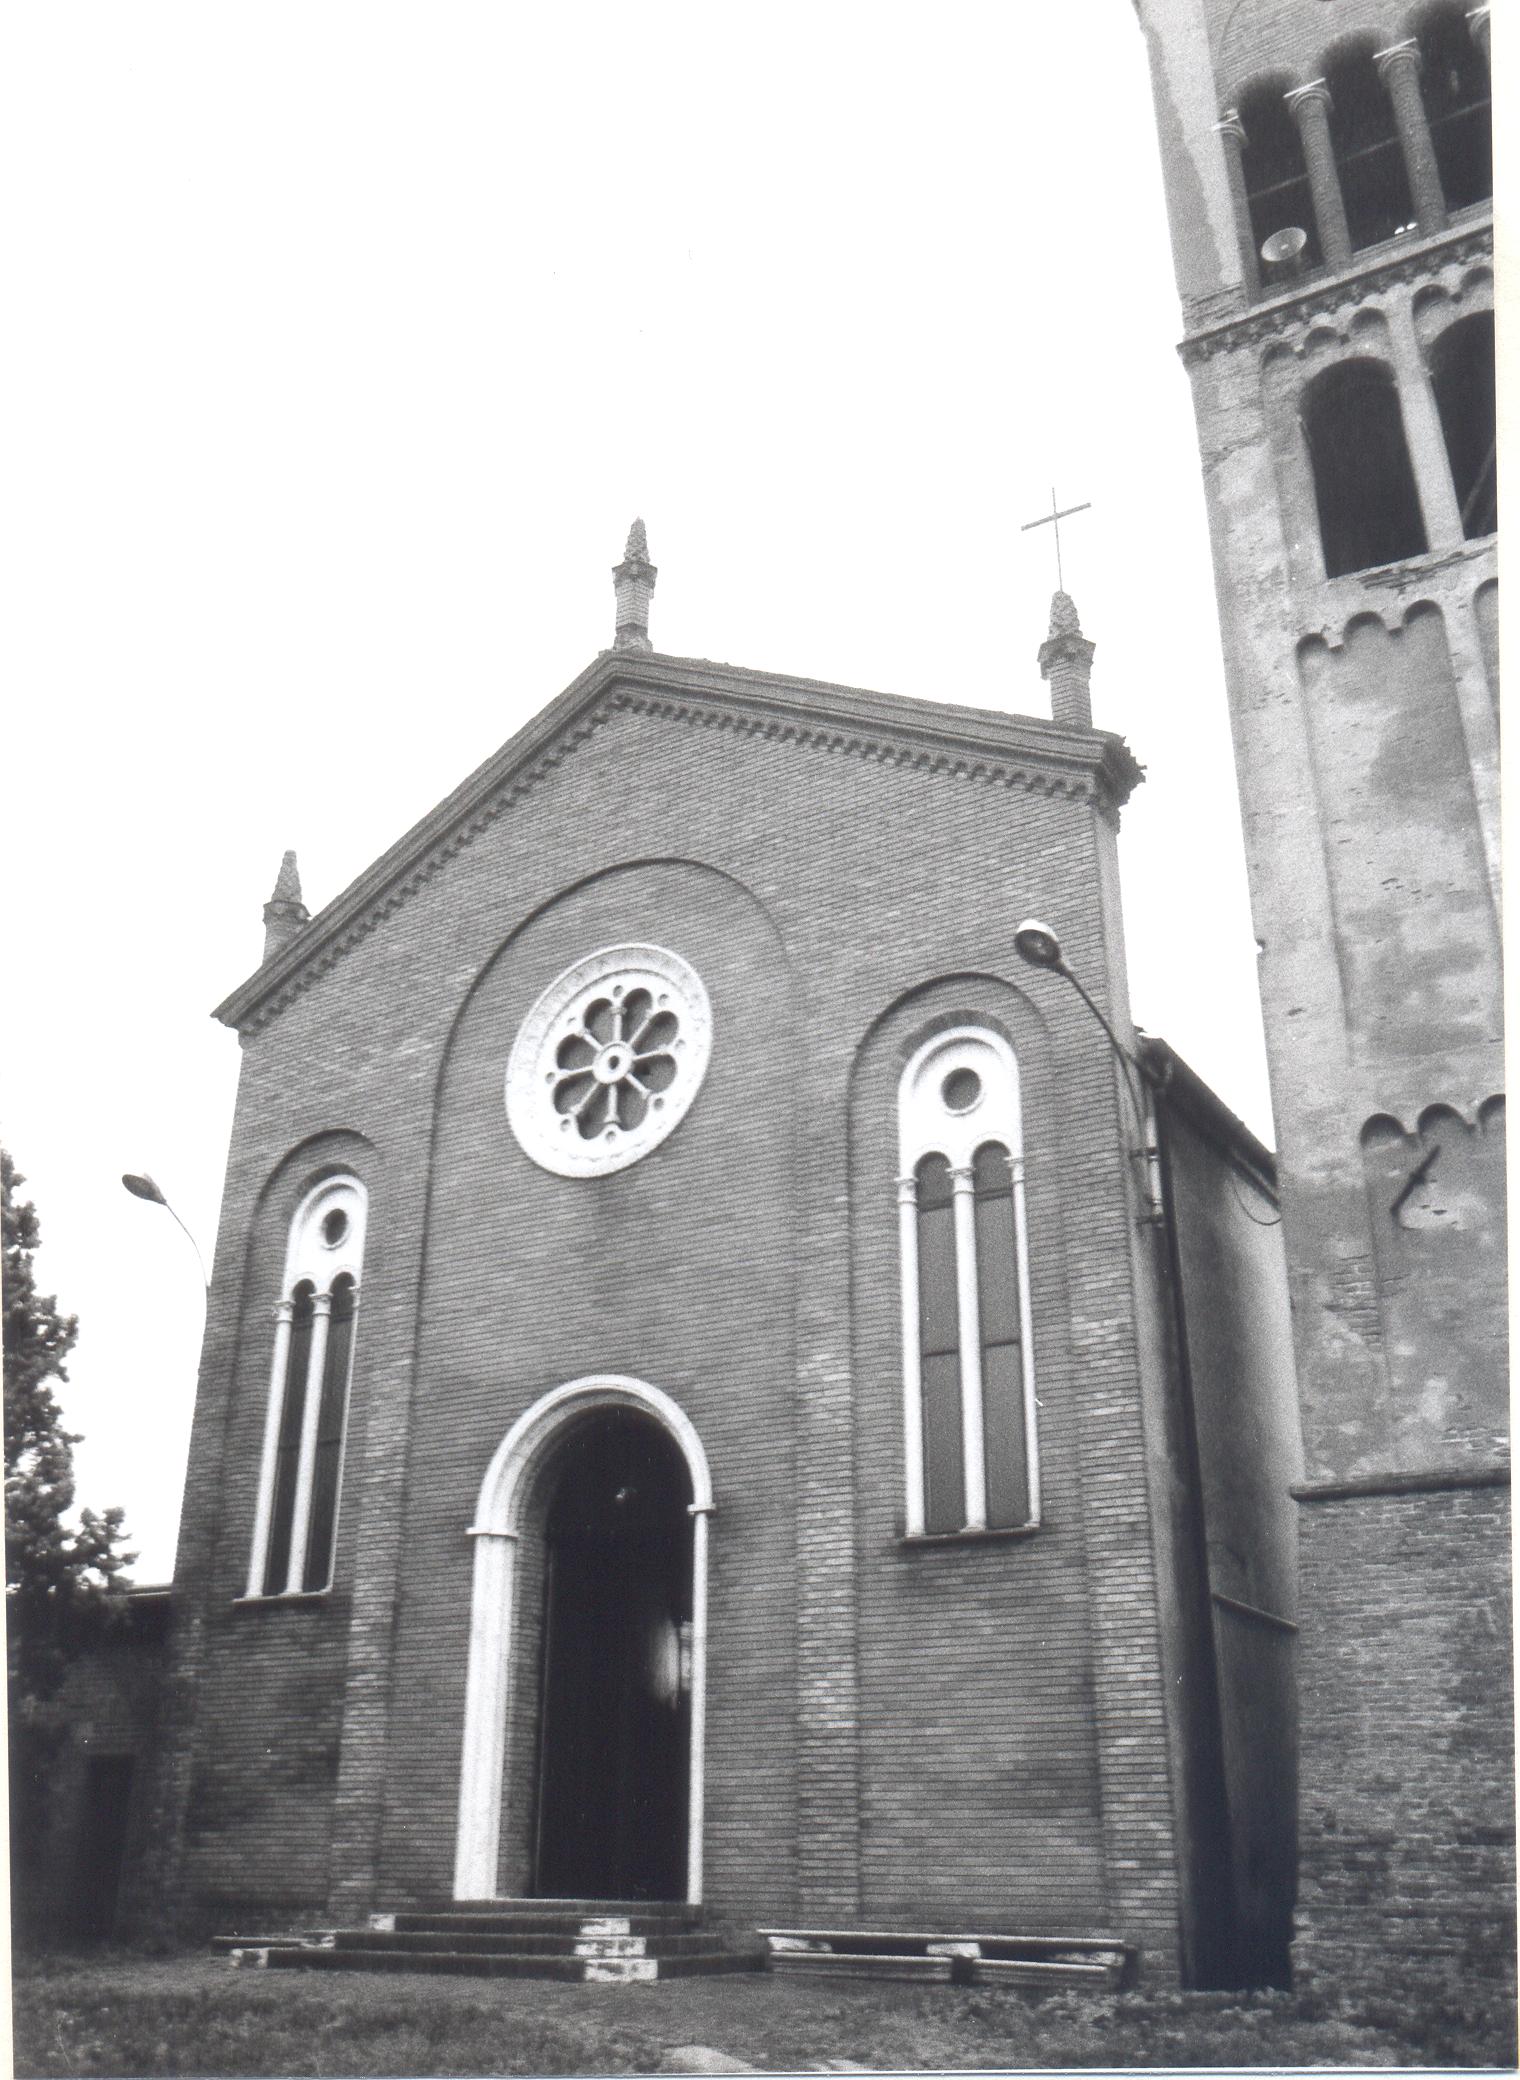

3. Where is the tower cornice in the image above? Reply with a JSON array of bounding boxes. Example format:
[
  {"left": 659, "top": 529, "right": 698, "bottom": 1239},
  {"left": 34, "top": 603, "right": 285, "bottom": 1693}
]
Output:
[{"left": 1178, "top": 216, "right": 1491, "bottom": 366}]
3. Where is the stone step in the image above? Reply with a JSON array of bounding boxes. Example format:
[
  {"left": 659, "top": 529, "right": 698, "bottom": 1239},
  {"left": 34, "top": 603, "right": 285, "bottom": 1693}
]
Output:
[
  {"left": 759, "top": 1927, "right": 1131, "bottom": 1991},
  {"left": 243, "top": 1943, "right": 758, "bottom": 1982},
  {"left": 449, "top": 1897, "right": 700, "bottom": 1919},
  {"left": 338, "top": 1927, "right": 720, "bottom": 1959},
  {"left": 769, "top": 1951, "right": 955, "bottom": 1983},
  {"left": 384, "top": 1907, "right": 703, "bottom": 1936},
  {"left": 219, "top": 1897, "right": 762, "bottom": 1983}
]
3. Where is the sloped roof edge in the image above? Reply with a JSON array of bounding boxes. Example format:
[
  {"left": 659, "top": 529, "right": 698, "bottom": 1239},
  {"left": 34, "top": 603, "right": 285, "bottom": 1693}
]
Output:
[
  {"left": 1140, "top": 1034, "right": 1277, "bottom": 1192},
  {"left": 214, "top": 647, "right": 1145, "bottom": 1036}
]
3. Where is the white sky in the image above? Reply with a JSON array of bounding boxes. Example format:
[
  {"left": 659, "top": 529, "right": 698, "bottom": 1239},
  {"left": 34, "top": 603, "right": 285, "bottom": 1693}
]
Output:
[{"left": 3, "top": 3, "right": 1273, "bottom": 1581}]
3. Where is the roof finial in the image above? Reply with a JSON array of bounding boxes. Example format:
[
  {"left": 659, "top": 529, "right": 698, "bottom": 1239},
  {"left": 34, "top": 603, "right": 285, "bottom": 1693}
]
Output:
[
  {"left": 612, "top": 518, "right": 658, "bottom": 652},
  {"left": 1020, "top": 486, "right": 1092, "bottom": 593},
  {"left": 262, "top": 848, "right": 310, "bottom": 964},
  {"left": 1039, "top": 592, "right": 1096, "bottom": 731}
]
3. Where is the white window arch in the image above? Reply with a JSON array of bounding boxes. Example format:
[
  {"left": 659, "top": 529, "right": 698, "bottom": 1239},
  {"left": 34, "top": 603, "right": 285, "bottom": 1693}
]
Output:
[
  {"left": 898, "top": 1028, "right": 1039, "bottom": 1538},
  {"left": 245, "top": 1175, "right": 367, "bottom": 1598}
]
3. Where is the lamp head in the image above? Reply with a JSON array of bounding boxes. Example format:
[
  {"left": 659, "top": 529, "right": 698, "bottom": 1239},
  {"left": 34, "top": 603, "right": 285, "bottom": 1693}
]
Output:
[
  {"left": 1013, "top": 918, "right": 1065, "bottom": 971},
  {"left": 122, "top": 1172, "right": 167, "bottom": 1205}
]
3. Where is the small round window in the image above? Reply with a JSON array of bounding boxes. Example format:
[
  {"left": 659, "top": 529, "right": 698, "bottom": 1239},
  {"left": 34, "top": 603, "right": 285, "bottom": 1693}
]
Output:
[
  {"left": 320, "top": 1208, "right": 350, "bottom": 1248},
  {"left": 941, "top": 1067, "right": 982, "bottom": 1114},
  {"left": 506, "top": 945, "right": 712, "bottom": 1177}
]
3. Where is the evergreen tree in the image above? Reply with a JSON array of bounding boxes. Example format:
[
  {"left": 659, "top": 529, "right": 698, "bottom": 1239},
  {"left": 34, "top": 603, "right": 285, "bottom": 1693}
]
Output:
[{"left": 4, "top": 1149, "right": 133, "bottom": 1712}]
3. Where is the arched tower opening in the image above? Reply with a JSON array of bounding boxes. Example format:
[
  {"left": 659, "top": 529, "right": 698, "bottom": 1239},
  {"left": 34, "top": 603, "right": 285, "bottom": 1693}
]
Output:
[
  {"left": 1323, "top": 42, "right": 1414, "bottom": 251},
  {"left": 1413, "top": 2, "right": 1492, "bottom": 211},
  {"left": 1429, "top": 311, "right": 1496, "bottom": 539},
  {"left": 1301, "top": 358, "right": 1427, "bottom": 575},
  {"left": 1239, "top": 76, "right": 1319, "bottom": 270}
]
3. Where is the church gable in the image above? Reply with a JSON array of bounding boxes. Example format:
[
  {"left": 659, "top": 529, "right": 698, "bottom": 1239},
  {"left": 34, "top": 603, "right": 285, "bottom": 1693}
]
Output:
[{"left": 214, "top": 647, "right": 1143, "bottom": 1042}]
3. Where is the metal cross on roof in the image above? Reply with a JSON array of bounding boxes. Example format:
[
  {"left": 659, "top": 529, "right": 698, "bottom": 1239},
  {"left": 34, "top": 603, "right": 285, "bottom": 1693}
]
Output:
[{"left": 1020, "top": 487, "right": 1092, "bottom": 593}]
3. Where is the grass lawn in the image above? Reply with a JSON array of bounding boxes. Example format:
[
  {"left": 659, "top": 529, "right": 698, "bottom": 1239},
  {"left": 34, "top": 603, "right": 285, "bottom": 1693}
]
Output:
[{"left": 11, "top": 1951, "right": 1515, "bottom": 2076}]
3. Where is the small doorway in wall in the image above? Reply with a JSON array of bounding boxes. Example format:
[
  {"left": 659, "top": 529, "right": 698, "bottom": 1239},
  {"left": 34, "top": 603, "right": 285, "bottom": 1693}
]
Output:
[
  {"left": 533, "top": 1410, "right": 693, "bottom": 1900},
  {"left": 72, "top": 1754, "right": 136, "bottom": 1940}
]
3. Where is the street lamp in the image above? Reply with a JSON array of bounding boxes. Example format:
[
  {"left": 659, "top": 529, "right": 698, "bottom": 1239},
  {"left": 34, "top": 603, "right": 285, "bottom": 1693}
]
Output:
[
  {"left": 122, "top": 1172, "right": 210, "bottom": 1294},
  {"left": 1012, "top": 918, "right": 1165, "bottom": 1222}
]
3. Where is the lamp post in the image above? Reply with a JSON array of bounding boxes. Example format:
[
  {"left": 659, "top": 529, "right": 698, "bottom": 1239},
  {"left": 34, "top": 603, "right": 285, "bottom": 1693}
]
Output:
[
  {"left": 122, "top": 1172, "right": 211, "bottom": 1297},
  {"left": 1012, "top": 918, "right": 1166, "bottom": 1224}
]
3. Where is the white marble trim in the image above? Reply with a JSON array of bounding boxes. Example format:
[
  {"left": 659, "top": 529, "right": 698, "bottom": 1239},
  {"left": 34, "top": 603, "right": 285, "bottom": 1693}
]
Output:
[{"left": 453, "top": 1375, "right": 714, "bottom": 1903}]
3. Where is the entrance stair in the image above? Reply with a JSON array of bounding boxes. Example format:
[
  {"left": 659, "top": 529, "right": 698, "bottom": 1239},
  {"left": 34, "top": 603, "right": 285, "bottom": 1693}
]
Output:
[
  {"left": 214, "top": 1899, "right": 765, "bottom": 1984},
  {"left": 759, "top": 1926, "right": 1133, "bottom": 1990}
]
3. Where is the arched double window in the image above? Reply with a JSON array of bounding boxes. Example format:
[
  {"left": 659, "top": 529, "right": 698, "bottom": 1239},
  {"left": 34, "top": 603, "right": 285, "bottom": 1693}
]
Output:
[
  {"left": 897, "top": 1030, "right": 1038, "bottom": 1538},
  {"left": 246, "top": 1176, "right": 366, "bottom": 1598},
  {"left": 1302, "top": 358, "right": 1427, "bottom": 576}
]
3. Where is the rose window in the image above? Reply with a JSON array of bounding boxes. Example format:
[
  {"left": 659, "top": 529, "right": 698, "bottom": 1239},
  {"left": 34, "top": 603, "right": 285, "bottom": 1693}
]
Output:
[{"left": 505, "top": 945, "right": 712, "bottom": 1177}]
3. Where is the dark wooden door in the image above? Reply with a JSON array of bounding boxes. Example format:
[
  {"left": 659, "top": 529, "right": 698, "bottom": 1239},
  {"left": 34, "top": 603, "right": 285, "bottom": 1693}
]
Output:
[{"left": 533, "top": 1414, "right": 692, "bottom": 1900}]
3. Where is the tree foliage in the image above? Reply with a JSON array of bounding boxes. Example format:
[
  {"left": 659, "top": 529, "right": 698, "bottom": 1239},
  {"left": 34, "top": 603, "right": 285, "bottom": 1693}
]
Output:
[{"left": 4, "top": 1148, "right": 133, "bottom": 1711}]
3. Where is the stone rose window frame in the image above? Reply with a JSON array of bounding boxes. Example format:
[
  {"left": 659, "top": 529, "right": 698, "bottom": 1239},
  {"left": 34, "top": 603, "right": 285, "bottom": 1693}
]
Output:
[{"left": 506, "top": 945, "right": 712, "bottom": 1178}]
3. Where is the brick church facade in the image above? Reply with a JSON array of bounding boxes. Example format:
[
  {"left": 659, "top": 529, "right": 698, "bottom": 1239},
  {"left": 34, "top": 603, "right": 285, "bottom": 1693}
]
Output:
[{"left": 47, "top": 549, "right": 1301, "bottom": 1989}]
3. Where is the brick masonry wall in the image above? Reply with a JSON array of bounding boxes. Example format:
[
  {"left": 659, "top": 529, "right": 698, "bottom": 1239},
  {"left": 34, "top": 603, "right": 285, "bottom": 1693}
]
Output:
[
  {"left": 170, "top": 1130, "right": 378, "bottom": 1929},
  {"left": 19, "top": 1610, "right": 168, "bottom": 1942},
  {"left": 1295, "top": 1481, "right": 1515, "bottom": 1993},
  {"left": 159, "top": 670, "right": 1192, "bottom": 1969},
  {"left": 851, "top": 976, "right": 1110, "bottom": 1932}
]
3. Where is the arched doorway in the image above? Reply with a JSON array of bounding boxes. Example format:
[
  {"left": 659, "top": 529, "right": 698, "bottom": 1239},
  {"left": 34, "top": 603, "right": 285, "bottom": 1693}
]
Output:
[
  {"left": 454, "top": 1376, "right": 712, "bottom": 1905},
  {"left": 534, "top": 1411, "right": 693, "bottom": 1898}
]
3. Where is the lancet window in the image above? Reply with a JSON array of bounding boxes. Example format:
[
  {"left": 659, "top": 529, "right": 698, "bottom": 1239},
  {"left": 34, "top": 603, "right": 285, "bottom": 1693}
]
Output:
[
  {"left": 897, "top": 1029, "right": 1039, "bottom": 1538},
  {"left": 246, "top": 1177, "right": 366, "bottom": 1598}
]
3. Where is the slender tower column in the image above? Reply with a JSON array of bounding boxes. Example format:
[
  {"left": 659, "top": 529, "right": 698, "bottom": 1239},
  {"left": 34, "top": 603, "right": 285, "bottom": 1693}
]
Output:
[
  {"left": 896, "top": 1174, "right": 926, "bottom": 1537},
  {"left": 1386, "top": 300, "right": 1465, "bottom": 549},
  {"left": 949, "top": 1163, "right": 987, "bottom": 1532},
  {"left": 1008, "top": 1150, "right": 1042, "bottom": 1526},
  {"left": 245, "top": 1299, "right": 295, "bottom": 1597},
  {"left": 685, "top": 1501, "right": 713, "bottom": 1906},
  {"left": 1285, "top": 81, "right": 1352, "bottom": 267},
  {"left": 283, "top": 1290, "right": 333, "bottom": 1593},
  {"left": 1376, "top": 42, "right": 1446, "bottom": 234},
  {"left": 1213, "top": 110, "right": 1262, "bottom": 299},
  {"left": 454, "top": 1527, "right": 519, "bottom": 1899}
]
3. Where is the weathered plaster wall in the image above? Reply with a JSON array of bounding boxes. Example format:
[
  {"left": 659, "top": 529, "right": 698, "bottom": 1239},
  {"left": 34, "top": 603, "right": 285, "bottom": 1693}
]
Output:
[
  {"left": 1159, "top": 1078, "right": 1301, "bottom": 1985},
  {"left": 1137, "top": 0, "right": 1506, "bottom": 2005}
]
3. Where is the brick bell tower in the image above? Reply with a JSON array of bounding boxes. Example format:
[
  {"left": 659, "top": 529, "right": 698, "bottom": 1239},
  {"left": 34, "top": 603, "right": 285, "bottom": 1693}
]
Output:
[{"left": 1133, "top": 0, "right": 1506, "bottom": 1997}]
